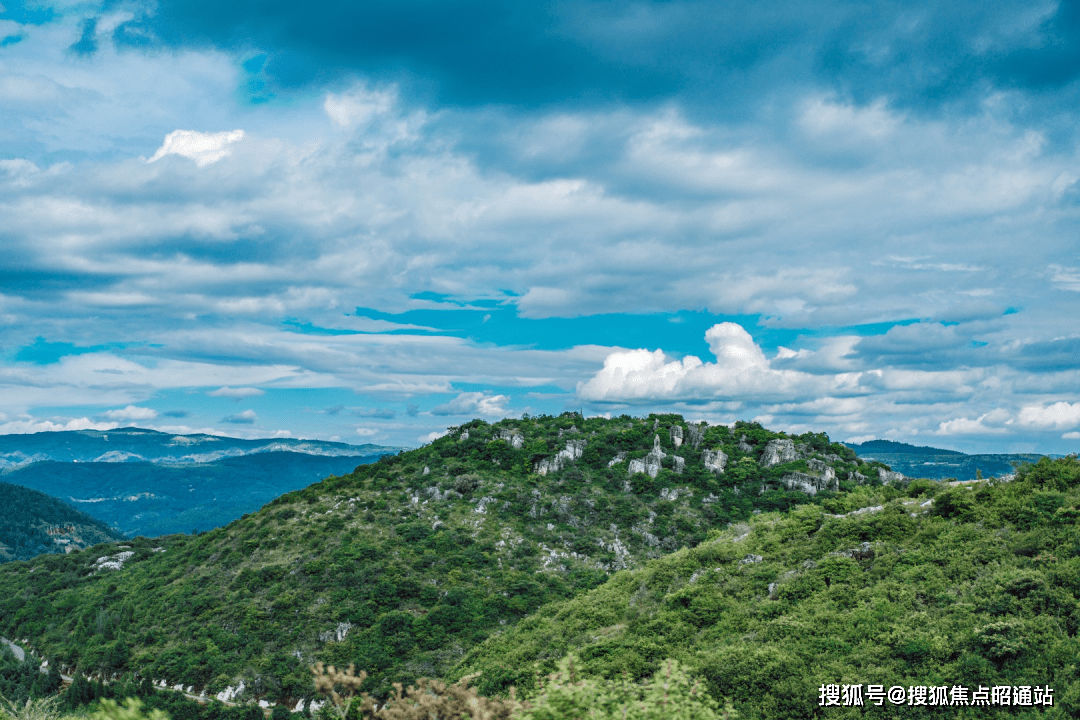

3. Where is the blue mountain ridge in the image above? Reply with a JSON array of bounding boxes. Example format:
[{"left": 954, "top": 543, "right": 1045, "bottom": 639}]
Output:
[
  {"left": 0, "top": 428, "right": 402, "bottom": 540},
  {"left": 844, "top": 439, "right": 1055, "bottom": 481}
]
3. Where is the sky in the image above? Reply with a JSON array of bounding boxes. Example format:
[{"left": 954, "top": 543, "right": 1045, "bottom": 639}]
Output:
[{"left": 0, "top": 0, "right": 1079, "bottom": 453}]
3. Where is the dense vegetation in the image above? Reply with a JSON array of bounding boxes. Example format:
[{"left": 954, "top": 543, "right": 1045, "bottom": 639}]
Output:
[
  {"left": 0, "top": 482, "right": 124, "bottom": 562},
  {"left": 460, "top": 457, "right": 1080, "bottom": 718},
  {"left": 0, "top": 414, "right": 866, "bottom": 704}
]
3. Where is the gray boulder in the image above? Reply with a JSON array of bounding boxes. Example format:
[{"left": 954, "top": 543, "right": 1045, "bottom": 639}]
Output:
[{"left": 760, "top": 439, "right": 798, "bottom": 468}]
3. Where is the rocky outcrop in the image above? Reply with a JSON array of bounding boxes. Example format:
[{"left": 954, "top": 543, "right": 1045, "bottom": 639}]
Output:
[
  {"left": 848, "top": 470, "right": 867, "bottom": 484},
  {"left": 670, "top": 425, "right": 684, "bottom": 448},
  {"left": 608, "top": 451, "right": 627, "bottom": 467},
  {"left": 702, "top": 448, "right": 727, "bottom": 474},
  {"left": 686, "top": 423, "right": 705, "bottom": 450},
  {"left": 780, "top": 471, "right": 838, "bottom": 495},
  {"left": 497, "top": 429, "right": 524, "bottom": 449},
  {"left": 807, "top": 458, "right": 835, "bottom": 480},
  {"left": 737, "top": 434, "right": 754, "bottom": 453},
  {"left": 760, "top": 439, "right": 798, "bottom": 468},
  {"left": 534, "top": 439, "right": 587, "bottom": 475},
  {"left": 673, "top": 456, "right": 685, "bottom": 474},
  {"left": 878, "top": 468, "right": 905, "bottom": 484},
  {"left": 628, "top": 435, "right": 666, "bottom": 479},
  {"left": 557, "top": 425, "right": 580, "bottom": 439}
]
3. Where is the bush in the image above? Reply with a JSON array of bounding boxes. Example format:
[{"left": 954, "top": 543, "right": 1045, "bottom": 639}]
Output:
[{"left": 518, "top": 656, "right": 738, "bottom": 720}]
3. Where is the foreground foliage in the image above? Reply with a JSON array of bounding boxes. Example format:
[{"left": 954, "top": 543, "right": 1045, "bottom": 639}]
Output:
[{"left": 461, "top": 457, "right": 1080, "bottom": 718}]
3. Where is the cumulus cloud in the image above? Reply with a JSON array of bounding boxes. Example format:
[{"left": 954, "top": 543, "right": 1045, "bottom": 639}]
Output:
[
  {"left": 355, "top": 427, "right": 378, "bottom": 437},
  {"left": 148, "top": 129, "right": 245, "bottom": 166},
  {"left": 222, "top": 409, "right": 257, "bottom": 424},
  {"left": 100, "top": 405, "right": 158, "bottom": 422},
  {"left": 430, "top": 392, "right": 511, "bottom": 417},
  {"left": 1016, "top": 402, "right": 1080, "bottom": 430},
  {"left": 2, "top": 5, "right": 1080, "bottom": 451},
  {"left": 578, "top": 323, "right": 838, "bottom": 402}
]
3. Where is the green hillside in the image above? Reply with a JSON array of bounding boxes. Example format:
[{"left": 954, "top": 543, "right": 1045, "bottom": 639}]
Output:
[
  {"left": 0, "top": 413, "right": 870, "bottom": 705},
  {"left": 0, "top": 482, "right": 125, "bottom": 562},
  {"left": 460, "top": 457, "right": 1080, "bottom": 719}
]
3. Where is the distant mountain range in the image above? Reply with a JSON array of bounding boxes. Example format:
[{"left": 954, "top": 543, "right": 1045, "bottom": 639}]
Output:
[
  {"left": 0, "top": 427, "right": 399, "bottom": 470},
  {"left": 0, "top": 482, "right": 124, "bottom": 562},
  {"left": 844, "top": 439, "right": 1054, "bottom": 480},
  {"left": 0, "top": 428, "right": 401, "bottom": 540}
]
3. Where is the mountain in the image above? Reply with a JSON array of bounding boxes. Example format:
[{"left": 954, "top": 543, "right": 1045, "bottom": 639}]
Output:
[
  {"left": 2, "top": 452, "right": 386, "bottom": 538},
  {"left": 0, "top": 427, "right": 398, "bottom": 469},
  {"left": 0, "top": 482, "right": 125, "bottom": 562},
  {"left": 0, "top": 428, "right": 400, "bottom": 539},
  {"left": 844, "top": 439, "right": 966, "bottom": 456},
  {"left": 845, "top": 440, "right": 1050, "bottom": 481},
  {"left": 459, "top": 455, "right": 1080, "bottom": 717},
  {"left": 0, "top": 414, "right": 874, "bottom": 704}
]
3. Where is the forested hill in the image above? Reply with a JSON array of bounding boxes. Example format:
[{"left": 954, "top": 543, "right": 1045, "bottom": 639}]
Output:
[
  {"left": 0, "top": 482, "right": 125, "bottom": 562},
  {"left": 460, "top": 456, "right": 1080, "bottom": 718},
  {"left": 0, "top": 414, "right": 879, "bottom": 705}
]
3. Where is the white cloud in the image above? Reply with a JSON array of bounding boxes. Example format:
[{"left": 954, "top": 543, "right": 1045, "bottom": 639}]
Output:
[
  {"left": 222, "top": 409, "right": 257, "bottom": 424},
  {"left": 420, "top": 429, "right": 450, "bottom": 443},
  {"left": 148, "top": 129, "right": 245, "bottom": 166},
  {"left": 1062, "top": 431, "right": 1080, "bottom": 440},
  {"left": 430, "top": 392, "right": 511, "bottom": 417},
  {"left": 101, "top": 405, "right": 158, "bottom": 421},
  {"left": 209, "top": 386, "right": 266, "bottom": 399},
  {"left": 355, "top": 427, "right": 378, "bottom": 436},
  {"left": 578, "top": 322, "right": 834, "bottom": 402},
  {"left": 1016, "top": 402, "right": 1080, "bottom": 429}
]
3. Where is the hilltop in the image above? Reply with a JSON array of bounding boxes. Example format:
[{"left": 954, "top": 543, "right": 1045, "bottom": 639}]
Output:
[
  {"left": 0, "top": 413, "right": 876, "bottom": 703},
  {"left": 0, "top": 482, "right": 125, "bottom": 562}
]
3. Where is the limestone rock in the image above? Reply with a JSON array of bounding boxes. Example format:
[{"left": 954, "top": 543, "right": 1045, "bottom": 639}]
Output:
[
  {"left": 760, "top": 439, "right": 798, "bottom": 468},
  {"left": 878, "top": 468, "right": 905, "bottom": 484},
  {"left": 737, "top": 434, "right": 754, "bottom": 453},
  {"left": 534, "top": 439, "right": 587, "bottom": 475},
  {"left": 629, "top": 435, "right": 666, "bottom": 479},
  {"left": 848, "top": 470, "right": 867, "bottom": 484},
  {"left": 608, "top": 451, "right": 627, "bottom": 467},
  {"left": 686, "top": 422, "right": 705, "bottom": 450},
  {"left": 670, "top": 425, "right": 684, "bottom": 448},
  {"left": 780, "top": 471, "right": 838, "bottom": 495},
  {"left": 673, "top": 456, "right": 685, "bottom": 474},
  {"left": 702, "top": 448, "right": 728, "bottom": 474},
  {"left": 460, "top": 429, "right": 469, "bottom": 441},
  {"left": 806, "top": 458, "right": 836, "bottom": 482},
  {"left": 498, "top": 428, "right": 524, "bottom": 449}
]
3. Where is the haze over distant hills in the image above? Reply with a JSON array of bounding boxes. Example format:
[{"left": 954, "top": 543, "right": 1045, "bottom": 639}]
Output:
[
  {"left": 0, "top": 427, "right": 399, "bottom": 469},
  {"left": 845, "top": 439, "right": 1054, "bottom": 480},
  {"left": 0, "top": 428, "right": 401, "bottom": 539}
]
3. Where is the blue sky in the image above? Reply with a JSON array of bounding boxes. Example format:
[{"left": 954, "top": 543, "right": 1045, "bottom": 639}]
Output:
[{"left": 1, "top": 0, "right": 1079, "bottom": 452}]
